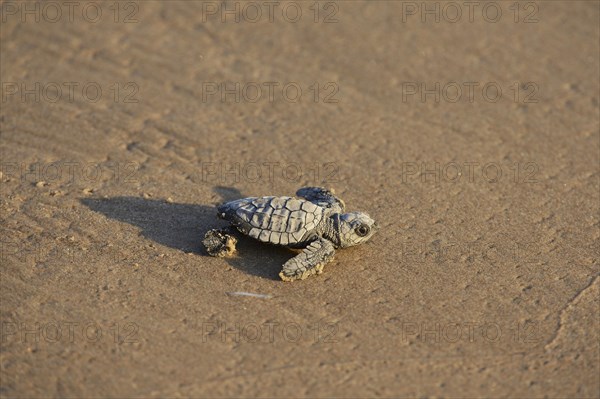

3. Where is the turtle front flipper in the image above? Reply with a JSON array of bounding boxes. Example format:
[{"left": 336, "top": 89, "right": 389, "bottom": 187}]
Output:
[
  {"left": 296, "top": 187, "right": 345, "bottom": 213},
  {"left": 279, "top": 237, "right": 336, "bottom": 281}
]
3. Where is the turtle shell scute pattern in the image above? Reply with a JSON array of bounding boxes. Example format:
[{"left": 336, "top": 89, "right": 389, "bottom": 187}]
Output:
[{"left": 226, "top": 196, "right": 325, "bottom": 245}]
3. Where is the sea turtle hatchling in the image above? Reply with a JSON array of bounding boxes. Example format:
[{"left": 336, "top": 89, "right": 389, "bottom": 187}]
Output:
[{"left": 203, "top": 187, "right": 378, "bottom": 281}]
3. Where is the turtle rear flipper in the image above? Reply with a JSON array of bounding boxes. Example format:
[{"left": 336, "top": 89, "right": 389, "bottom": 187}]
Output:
[
  {"left": 279, "top": 237, "right": 335, "bottom": 281},
  {"left": 203, "top": 228, "right": 238, "bottom": 257},
  {"left": 296, "top": 187, "right": 345, "bottom": 213}
]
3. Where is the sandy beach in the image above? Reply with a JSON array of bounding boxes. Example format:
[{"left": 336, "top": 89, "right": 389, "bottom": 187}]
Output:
[{"left": 1, "top": 1, "right": 599, "bottom": 397}]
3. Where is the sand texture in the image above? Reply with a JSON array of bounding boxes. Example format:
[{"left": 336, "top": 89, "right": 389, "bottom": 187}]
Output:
[{"left": 1, "top": 1, "right": 599, "bottom": 397}]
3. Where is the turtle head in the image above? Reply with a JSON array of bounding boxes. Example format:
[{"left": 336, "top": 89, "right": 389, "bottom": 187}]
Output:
[{"left": 335, "top": 212, "right": 378, "bottom": 248}]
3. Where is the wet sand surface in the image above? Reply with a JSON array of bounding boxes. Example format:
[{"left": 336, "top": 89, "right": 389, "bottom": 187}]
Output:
[{"left": 1, "top": 1, "right": 599, "bottom": 397}]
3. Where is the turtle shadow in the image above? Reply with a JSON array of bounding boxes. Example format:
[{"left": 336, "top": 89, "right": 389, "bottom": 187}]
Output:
[
  {"left": 213, "top": 186, "right": 244, "bottom": 202},
  {"left": 80, "top": 193, "right": 292, "bottom": 280},
  {"left": 224, "top": 236, "right": 295, "bottom": 280},
  {"left": 80, "top": 196, "right": 214, "bottom": 253}
]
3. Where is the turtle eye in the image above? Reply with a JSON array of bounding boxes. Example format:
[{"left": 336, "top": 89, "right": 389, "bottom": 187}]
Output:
[{"left": 355, "top": 224, "right": 370, "bottom": 237}]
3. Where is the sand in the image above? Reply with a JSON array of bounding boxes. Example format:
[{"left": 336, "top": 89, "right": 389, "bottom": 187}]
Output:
[{"left": 1, "top": 1, "right": 599, "bottom": 397}]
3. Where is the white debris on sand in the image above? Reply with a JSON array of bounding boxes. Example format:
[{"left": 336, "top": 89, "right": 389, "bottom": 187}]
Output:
[{"left": 226, "top": 292, "right": 272, "bottom": 299}]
